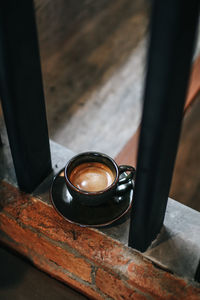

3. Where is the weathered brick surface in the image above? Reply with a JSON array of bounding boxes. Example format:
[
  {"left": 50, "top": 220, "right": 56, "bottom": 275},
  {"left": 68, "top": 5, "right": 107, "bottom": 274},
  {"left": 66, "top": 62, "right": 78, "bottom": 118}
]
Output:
[
  {"left": 1, "top": 182, "right": 134, "bottom": 270},
  {"left": 127, "top": 261, "right": 200, "bottom": 299},
  {"left": 22, "top": 201, "right": 131, "bottom": 268},
  {"left": 0, "top": 213, "right": 92, "bottom": 283},
  {"left": 0, "top": 221, "right": 102, "bottom": 300},
  {"left": 31, "top": 253, "right": 104, "bottom": 300},
  {"left": 96, "top": 268, "right": 149, "bottom": 300},
  {"left": 0, "top": 181, "right": 200, "bottom": 300}
]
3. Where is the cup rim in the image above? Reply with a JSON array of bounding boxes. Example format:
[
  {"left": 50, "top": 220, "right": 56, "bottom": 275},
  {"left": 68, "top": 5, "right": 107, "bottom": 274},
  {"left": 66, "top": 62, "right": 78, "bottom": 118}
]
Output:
[{"left": 64, "top": 151, "right": 119, "bottom": 195}]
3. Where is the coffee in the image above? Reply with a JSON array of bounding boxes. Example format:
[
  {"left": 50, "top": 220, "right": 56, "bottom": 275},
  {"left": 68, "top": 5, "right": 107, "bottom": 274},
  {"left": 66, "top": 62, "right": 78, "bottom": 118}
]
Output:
[{"left": 69, "top": 162, "right": 115, "bottom": 192}]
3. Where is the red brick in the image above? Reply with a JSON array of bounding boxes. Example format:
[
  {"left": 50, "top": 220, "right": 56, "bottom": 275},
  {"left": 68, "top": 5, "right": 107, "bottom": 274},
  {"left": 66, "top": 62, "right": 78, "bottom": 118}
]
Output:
[
  {"left": 96, "top": 268, "right": 148, "bottom": 300},
  {"left": 0, "top": 229, "right": 103, "bottom": 300},
  {"left": 0, "top": 182, "right": 132, "bottom": 271},
  {"left": 127, "top": 261, "right": 200, "bottom": 300},
  {"left": 32, "top": 254, "right": 104, "bottom": 300},
  {"left": 0, "top": 213, "right": 92, "bottom": 283},
  {"left": 18, "top": 196, "right": 133, "bottom": 269},
  {"left": 1, "top": 181, "right": 200, "bottom": 300}
]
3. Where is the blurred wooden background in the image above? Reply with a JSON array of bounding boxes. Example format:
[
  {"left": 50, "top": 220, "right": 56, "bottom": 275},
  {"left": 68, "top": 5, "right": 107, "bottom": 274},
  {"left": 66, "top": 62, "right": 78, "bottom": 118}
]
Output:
[{"left": 35, "top": 0, "right": 148, "bottom": 156}]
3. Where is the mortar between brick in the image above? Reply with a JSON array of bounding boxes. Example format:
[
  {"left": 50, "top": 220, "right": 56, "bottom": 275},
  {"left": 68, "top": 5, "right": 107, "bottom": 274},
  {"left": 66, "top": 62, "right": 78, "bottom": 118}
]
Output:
[
  {"left": 1, "top": 206, "right": 140, "bottom": 282},
  {"left": 1, "top": 209, "right": 101, "bottom": 269},
  {"left": 1, "top": 181, "right": 200, "bottom": 300}
]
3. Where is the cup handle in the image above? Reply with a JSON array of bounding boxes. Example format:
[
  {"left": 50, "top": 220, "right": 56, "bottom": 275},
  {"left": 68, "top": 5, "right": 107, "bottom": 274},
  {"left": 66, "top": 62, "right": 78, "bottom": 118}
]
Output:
[{"left": 118, "top": 165, "right": 136, "bottom": 185}]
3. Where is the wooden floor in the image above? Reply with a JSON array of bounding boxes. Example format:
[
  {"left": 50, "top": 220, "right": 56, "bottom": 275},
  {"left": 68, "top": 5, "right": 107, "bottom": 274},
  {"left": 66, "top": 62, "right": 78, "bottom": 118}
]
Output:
[
  {"left": 35, "top": 0, "right": 148, "bottom": 157},
  {"left": 170, "top": 94, "right": 200, "bottom": 211}
]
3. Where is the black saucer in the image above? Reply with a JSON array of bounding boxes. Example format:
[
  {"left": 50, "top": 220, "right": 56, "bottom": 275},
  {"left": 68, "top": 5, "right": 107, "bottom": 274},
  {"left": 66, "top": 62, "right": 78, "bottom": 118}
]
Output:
[{"left": 50, "top": 169, "right": 134, "bottom": 227}]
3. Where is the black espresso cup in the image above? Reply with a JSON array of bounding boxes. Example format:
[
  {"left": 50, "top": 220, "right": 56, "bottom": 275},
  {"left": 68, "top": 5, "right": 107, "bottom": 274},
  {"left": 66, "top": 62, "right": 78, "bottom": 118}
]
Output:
[{"left": 64, "top": 152, "right": 135, "bottom": 206}]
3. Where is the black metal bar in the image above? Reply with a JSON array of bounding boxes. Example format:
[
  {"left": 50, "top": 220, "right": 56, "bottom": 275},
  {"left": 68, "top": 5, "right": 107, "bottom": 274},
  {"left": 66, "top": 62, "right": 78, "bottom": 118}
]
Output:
[
  {"left": 195, "top": 260, "right": 200, "bottom": 283},
  {"left": 0, "top": 133, "right": 2, "bottom": 146},
  {"left": 129, "top": 0, "right": 200, "bottom": 252},
  {"left": 0, "top": 0, "right": 52, "bottom": 192}
]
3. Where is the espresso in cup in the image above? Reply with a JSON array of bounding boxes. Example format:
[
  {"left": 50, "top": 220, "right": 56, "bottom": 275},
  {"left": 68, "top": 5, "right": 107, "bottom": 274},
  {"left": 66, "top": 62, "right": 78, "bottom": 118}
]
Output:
[
  {"left": 65, "top": 152, "right": 135, "bottom": 206},
  {"left": 69, "top": 162, "right": 115, "bottom": 192}
]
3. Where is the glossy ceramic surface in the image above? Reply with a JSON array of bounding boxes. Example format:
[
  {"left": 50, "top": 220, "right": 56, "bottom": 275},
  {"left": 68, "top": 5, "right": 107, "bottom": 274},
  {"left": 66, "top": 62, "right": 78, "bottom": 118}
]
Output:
[
  {"left": 64, "top": 151, "right": 135, "bottom": 206},
  {"left": 50, "top": 169, "right": 134, "bottom": 227}
]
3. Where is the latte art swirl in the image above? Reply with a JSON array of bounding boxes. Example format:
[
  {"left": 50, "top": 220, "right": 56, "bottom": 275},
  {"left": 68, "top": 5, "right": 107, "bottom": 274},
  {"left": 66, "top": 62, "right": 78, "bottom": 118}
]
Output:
[{"left": 69, "top": 162, "right": 115, "bottom": 192}]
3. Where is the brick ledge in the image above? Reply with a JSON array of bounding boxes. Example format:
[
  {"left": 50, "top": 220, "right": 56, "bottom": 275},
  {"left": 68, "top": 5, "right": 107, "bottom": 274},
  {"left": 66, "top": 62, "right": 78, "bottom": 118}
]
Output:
[{"left": 0, "top": 181, "right": 200, "bottom": 300}]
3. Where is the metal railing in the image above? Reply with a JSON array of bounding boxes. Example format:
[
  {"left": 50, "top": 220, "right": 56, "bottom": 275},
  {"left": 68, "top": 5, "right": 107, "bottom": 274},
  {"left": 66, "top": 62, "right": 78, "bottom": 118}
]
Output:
[
  {"left": 0, "top": 0, "right": 52, "bottom": 192},
  {"left": 128, "top": 0, "right": 200, "bottom": 252}
]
